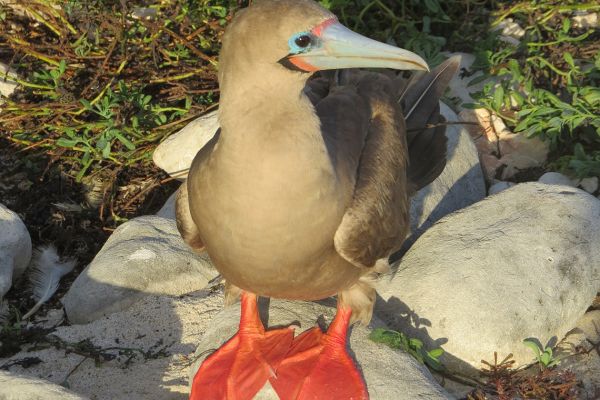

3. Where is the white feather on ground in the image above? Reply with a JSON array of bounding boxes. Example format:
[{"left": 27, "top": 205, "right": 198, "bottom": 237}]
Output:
[{"left": 22, "top": 245, "right": 76, "bottom": 320}]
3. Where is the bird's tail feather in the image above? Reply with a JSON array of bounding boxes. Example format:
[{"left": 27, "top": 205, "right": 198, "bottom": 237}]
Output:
[{"left": 399, "top": 56, "right": 461, "bottom": 193}]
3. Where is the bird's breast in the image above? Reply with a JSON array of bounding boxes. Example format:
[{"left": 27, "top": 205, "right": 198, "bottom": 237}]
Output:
[{"left": 188, "top": 130, "right": 357, "bottom": 298}]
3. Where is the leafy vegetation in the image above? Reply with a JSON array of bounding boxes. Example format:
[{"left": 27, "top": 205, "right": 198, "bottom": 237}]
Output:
[
  {"left": 1, "top": 0, "right": 598, "bottom": 187},
  {"left": 0, "top": 0, "right": 231, "bottom": 181},
  {"left": 466, "top": 1, "right": 600, "bottom": 179},
  {"left": 522, "top": 338, "right": 560, "bottom": 369},
  {"left": 319, "top": 0, "right": 495, "bottom": 66},
  {"left": 369, "top": 328, "right": 444, "bottom": 371}
]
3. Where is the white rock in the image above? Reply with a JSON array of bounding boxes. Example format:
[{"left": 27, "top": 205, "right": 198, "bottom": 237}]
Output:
[
  {"left": 488, "top": 180, "right": 515, "bottom": 195},
  {"left": 377, "top": 183, "right": 600, "bottom": 376},
  {"left": 577, "top": 176, "right": 598, "bottom": 194},
  {"left": 460, "top": 108, "right": 549, "bottom": 181},
  {"left": 538, "top": 172, "right": 576, "bottom": 187},
  {"left": 401, "top": 103, "right": 486, "bottom": 254},
  {"left": 153, "top": 111, "right": 219, "bottom": 180},
  {"left": 190, "top": 299, "right": 453, "bottom": 400},
  {"left": 0, "top": 204, "right": 32, "bottom": 298},
  {"left": 573, "top": 13, "right": 599, "bottom": 29},
  {"left": 0, "top": 371, "right": 87, "bottom": 400},
  {"left": 0, "top": 62, "right": 18, "bottom": 100},
  {"left": 2, "top": 290, "right": 225, "bottom": 400},
  {"left": 62, "top": 216, "right": 217, "bottom": 324}
]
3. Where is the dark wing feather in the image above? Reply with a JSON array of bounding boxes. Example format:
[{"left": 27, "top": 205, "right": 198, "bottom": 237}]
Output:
[
  {"left": 321, "top": 58, "right": 459, "bottom": 269},
  {"left": 311, "top": 71, "right": 410, "bottom": 269}
]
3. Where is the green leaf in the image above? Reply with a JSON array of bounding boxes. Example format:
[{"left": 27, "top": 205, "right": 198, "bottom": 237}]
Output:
[
  {"left": 467, "top": 74, "right": 490, "bottom": 87},
  {"left": 493, "top": 85, "right": 504, "bottom": 110},
  {"left": 96, "top": 137, "right": 107, "bottom": 150},
  {"left": 82, "top": 150, "right": 91, "bottom": 165},
  {"left": 56, "top": 138, "right": 79, "bottom": 147},
  {"left": 523, "top": 339, "right": 542, "bottom": 358},
  {"left": 80, "top": 99, "right": 92, "bottom": 109},
  {"left": 532, "top": 107, "right": 558, "bottom": 117},
  {"left": 102, "top": 141, "right": 112, "bottom": 159},
  {"left": 562, "top": 18, "right": 571, "bottom": 33},
  {"left": 409, "top": 338, "right": 423, "bottom": 349},
  {"left": 114, "top": 131, "right": 136, "bottom": 151},
  {"left": 511, "top": 92, "right": 525, "bottom": 108},
  {"left": 423, "top": 0, "right": 440, "bottom": 14},
  {"left": 428, "top": 348, "right": 444, "bottom": 358},
  {"left": 563, "top": 52, "right": 575, "bottom": 69}
]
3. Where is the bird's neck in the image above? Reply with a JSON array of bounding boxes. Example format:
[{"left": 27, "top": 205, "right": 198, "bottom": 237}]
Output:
[{"left": 218, "top": 69, "right": 318, "bottom": 143}]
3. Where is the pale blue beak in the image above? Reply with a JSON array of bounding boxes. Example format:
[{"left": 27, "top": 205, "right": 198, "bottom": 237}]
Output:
[{"left": 286, "top": 19, "right": 429, "bottom": 72}]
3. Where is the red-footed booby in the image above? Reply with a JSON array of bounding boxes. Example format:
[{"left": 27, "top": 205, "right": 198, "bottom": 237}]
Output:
[{"left": 176, "top": 0, "right": 459, "bottom": 398}]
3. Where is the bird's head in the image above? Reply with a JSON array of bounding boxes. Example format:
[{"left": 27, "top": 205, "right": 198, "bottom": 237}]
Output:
[{"left": 218, "top": 0, "right": 428, "bottom": 84}]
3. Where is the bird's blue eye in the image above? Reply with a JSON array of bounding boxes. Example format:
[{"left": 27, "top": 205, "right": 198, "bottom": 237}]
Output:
[{"left": 289, "top": 32, "right": 315, "bottom": 54}]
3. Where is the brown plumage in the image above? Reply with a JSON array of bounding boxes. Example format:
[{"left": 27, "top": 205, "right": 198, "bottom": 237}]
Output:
[{"left": 176, "top": 0, "right": 459, "bottom": 325}]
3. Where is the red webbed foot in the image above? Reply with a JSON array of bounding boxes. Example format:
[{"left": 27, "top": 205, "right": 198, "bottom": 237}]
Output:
[
  {"left": 270, "top": 304, "right": 369, "bottom": 400},
  {"left": 189, "top": 292, "right": 294, "bottom": 400}
]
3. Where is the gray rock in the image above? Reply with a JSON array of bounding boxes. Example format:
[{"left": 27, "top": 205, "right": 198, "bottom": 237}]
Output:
[
  {"left": 444, "top": 53, "right": 487, "bottom": 105},
  {"left": 62, "top": 216, "right": 217, "bottom": 324},
  {"left": 190, "top": 299, "right": 453, "bottom": 400},
  {"left": 488, "top": 180, "right": 515, "bottom": 196},
  {"left": 156, "top": 191, "right": 177, "bottom": 219},
  {"left": 377, "top": 183, "right": 600, "bottom": 376},
  {"left": 153, "top": 110, "right": 219, "bottom": 180},
  {"left": 557, "top": 310, "right": 600, "bottom": 399},
  {"left": 578, "top": 177, "right": 598, "bottom": 194},
  {"left": 400, "top": 103, "right": 485, "bottom": 256},
  {"left": 0, "top": 371, "right": 87, "bottom": 400},
  {"left": 0, "top": 204, "right": 32, "bottom": 298},
  {"left": 538, "top": 172, "right": 576, "bottom": 187}
]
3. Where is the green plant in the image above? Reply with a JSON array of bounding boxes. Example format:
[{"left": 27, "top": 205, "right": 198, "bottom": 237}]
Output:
[
  {"left": 319, "top": 0, "right": 495, "bottom": 66},
  {"left": 369, "top": 328, "right": 444, "bottom": 371},
  {"left": 467, "top": 0, "right": 600, "bottom": 179},
  {"left": 553, "top": 143, "right": 600, "bottom": 179},
  {"left": 523, "top": 339, "right": 560, "bottom": 368},
  {"left": 0, "top": 0, "right": 227, "bottom": 184}
]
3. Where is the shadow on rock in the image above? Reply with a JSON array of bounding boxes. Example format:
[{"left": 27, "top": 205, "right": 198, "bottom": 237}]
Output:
[{"left": 374, "top": 293, "right": 480, "bottom": 378}]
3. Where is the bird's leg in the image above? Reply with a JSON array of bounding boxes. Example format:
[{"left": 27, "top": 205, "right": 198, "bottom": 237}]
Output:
[
  {"left": 270, "top": 302, "right": 369, "bottom": 400},
  {"left": 189, "top": 292, "right": 294, "bottom": 400}
]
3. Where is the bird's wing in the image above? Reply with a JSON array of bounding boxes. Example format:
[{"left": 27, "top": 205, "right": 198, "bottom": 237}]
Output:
[
  {"left": 175, "top": 128, "right": 221, "bottom": 254},
  {"left": 318, "top": 58, "right": 459, "bottom": 269},
  {"left": 314, "top": 71, "right": 410, "bottom": 269}
]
